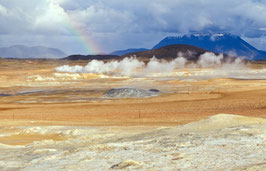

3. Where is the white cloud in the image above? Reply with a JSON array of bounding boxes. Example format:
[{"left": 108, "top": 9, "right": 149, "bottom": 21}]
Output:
[
  {"left": 0, "top": 0, "right": 69, "bottom": 34},
  {"left": 33, "top": 1, "right": 69, "bottom": 34},
  {"left": 68, "top": 4, "right": 133, "bottom": 33},
  {"left": 1, "top": 0, "right": 266, "bottom": 53},
  {"left": 0, "top": 4, "right": 8, "bottom": 16}
]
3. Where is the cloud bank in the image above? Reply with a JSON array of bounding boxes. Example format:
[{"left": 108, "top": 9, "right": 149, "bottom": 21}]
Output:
[{"left": 1, "top": 0, "right": 266, "bottom": 53}]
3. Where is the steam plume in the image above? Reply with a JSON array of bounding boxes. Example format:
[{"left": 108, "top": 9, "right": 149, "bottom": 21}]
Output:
[{"left": 55, "top": 52, "right": 245, "bottom": 77}]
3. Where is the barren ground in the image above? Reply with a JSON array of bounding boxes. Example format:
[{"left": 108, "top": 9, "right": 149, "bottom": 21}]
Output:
[{"left": 0, "top": 59, "right": 265, "bottom": 170}]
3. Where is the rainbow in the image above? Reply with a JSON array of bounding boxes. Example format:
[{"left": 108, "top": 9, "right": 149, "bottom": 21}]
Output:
[{"left": 64, "top": 13, "right": 101, "bottom": 54}]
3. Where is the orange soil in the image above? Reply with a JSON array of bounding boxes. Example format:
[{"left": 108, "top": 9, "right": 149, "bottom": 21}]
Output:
[
  {"left": 0, "top": 89, "right": 265, "bottom": 127},
  {"left": 0, "top": 59, "right": 265, "bottom": 127},
  {"left": 0, "top": 133, "right": 66, "bottom": 145}
]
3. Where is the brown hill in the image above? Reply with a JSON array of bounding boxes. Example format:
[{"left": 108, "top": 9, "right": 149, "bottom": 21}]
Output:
[
  {"left": 122, "top": 44, "right": 212, "bottom": 61},
  {"left": 62, "top": 54, "right": 120, "bottom": 60},
  {"left": 62, "top": 44, "right": 239, "bottom": 62}
]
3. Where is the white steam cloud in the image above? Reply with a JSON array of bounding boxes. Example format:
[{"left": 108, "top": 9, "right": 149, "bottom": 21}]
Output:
[
  {"left": 55, "top": 52, "right": 245, "bottom": 77},
  {"left": 57, "top": 58, "right": 144, "bottom": 76},
  {"left": 56, "top": 56, "right": 188, "bottom": 76},
  {"left": 197, "top": 53, "right": 224, "bottom": 68}
]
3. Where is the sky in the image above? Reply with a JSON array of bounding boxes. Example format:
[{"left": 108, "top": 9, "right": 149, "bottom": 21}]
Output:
[{"left": 0, "top": 0, "right": 266, "bottom": 55}]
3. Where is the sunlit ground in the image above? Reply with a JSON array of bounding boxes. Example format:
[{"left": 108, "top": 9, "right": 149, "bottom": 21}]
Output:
[{"left": 0, "top": 58, "right": 266, "bottom": 170}]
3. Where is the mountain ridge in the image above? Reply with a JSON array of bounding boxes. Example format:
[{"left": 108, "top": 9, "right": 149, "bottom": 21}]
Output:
[
  {"left": 152, "top": 33, "right": 266, "bottom": 60},
  {"left": 122, "top": 44, "right": 224, "bottom": 61},
  {"left": 0, "top": 45, "right": 66, "bottom": 59},
  {"left": 62, "top": 54, "right": 120, "bottom": 60},
  {"left": 63, "top": 44, "right": 238, "bottom": 62},
  {"left": 110, "top": 48, "right": 149, "bottom": 56}
]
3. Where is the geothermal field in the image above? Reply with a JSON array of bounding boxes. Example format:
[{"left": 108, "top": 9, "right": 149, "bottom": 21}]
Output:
[{"left": 0, "top": 54, "right": 266, "bottom": 170}]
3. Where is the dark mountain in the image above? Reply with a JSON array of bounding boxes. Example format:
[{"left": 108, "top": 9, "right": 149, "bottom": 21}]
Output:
[
  {"left": 63, "top": 54, "right": 120, "bottom": 60},
  {"left": 152, "top": 33, "right": 266, "bottom": 60},
  {"left": 123, "top": 44, "right": 214, "bottom": 61},
  {"left": 110, "top": 48, "right": 149, "bottom": 56},
  {"left": 0, "top": 45, "right": 66, "bottom": 59}
]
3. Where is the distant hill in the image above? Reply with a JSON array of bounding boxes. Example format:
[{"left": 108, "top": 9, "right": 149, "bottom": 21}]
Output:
[
  {"left": 152, "top": 33, "right": 266, "bottom": 60},
  {"left": 0, "top": 45, "right": 66, "bottom": 59},
  {"left": 110, "top": 48, "right": 149, "bottom": 56},
  {"left": 122, "top": 44, "right": 212, "bottom": 61},
  {"left": 63, "top": 54, "right": 120, "bottom": 60},
  {"left": 64, "top": 45, "right": 227, "bottom": 62}
]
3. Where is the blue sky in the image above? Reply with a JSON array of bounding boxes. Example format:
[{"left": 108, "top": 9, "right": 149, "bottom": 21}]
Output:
[{"left": 0, "top": 0, "right": 266, "bottom": 55}]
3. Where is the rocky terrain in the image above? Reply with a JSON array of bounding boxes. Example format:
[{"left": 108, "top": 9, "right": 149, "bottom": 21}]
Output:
[
  {"left": 0, "top": 114, "right": 265, "bottom": 170},
  {"left": 103, "top": 88, "right": 160, "bottom": 99},
  {"left": 0, "top": 58, "right": 266, "bottom": 170}
]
